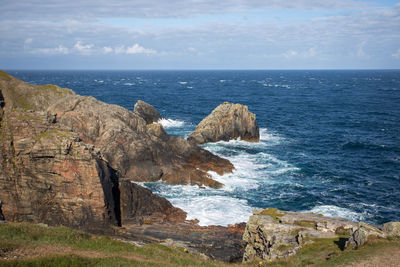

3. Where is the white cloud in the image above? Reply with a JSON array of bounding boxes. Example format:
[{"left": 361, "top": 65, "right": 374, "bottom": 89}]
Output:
[
  {"left": 24, "top": 38, "right": 33, "bottom": 44},
  {"left": 357, "top": 41, "right": 369, "bottom": 58},
  {"left": 32, "top": 45, "right": 69, "bottom": 55},
  {"left": 392, "top": 49, "right": 400, "bottom": 59},
  {"left": 103, "top": 46, "right": 113, "bottom": 54},
  {"left": 74, "top": 41, "right": 94, "bottom": 54},
  {"left": 282, "top": 50, "right": 298, "bottom": 58},
  {"left": 126, "top": 44, "right": 156, "bottom": 54},
  {"left": 282, "top": 48, "right": 317, "bottom": 59}
]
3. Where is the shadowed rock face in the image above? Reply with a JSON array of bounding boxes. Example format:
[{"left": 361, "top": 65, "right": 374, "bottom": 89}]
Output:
[
  {"left": 134, "top": 100, "right": 162, "bottom": 124},
  {"left": 119, "top": 179, "right": 186, "bottom": 224},
  {"left": 188, "top": 102, "right": 259, "bottom": 145}
]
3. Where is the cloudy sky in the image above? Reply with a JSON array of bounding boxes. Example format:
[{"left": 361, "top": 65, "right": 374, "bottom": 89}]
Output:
[{"left": 1, "top": 0, "right": 400, "bottom": 69}]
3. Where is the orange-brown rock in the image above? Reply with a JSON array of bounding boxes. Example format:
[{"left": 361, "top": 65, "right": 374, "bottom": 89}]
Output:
[
  {"left": 0, "top": 71, "right": 233, "bottom": 188},
  {"left": 188, "top": 102, "right": 259, "bottom": 144},
  {"left": 0, "top": 109, "right": 120, "bottom": 228},
  {"left": 0, "top": 70, "right": 191, "bottom": 229}
]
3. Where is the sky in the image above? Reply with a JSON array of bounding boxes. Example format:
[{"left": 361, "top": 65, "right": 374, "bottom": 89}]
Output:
[{"left": 1, "top": 0, "right": 400, "bottom": 70}]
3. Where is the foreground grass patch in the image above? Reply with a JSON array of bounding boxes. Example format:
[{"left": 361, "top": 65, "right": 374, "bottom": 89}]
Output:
[{"left": 0, "top": 222, "right": 399, "bottom": 266}]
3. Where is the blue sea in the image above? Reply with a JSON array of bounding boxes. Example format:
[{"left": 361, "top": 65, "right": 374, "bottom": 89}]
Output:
[{"left": 8, "top": 70, "right": 400, "bottom": 226}]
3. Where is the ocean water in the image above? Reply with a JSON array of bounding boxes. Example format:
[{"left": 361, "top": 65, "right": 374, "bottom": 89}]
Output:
[{"left": 8, "top": 70, "right": 400, "bottom": 226}]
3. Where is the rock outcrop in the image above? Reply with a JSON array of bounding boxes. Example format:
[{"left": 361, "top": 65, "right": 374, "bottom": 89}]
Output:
[
  {"left": 0, "top": 108, "right": 120, "bottom": 228},
  {"left": 0, "top": 70, "right": 191, "bottom": 229},
  {"left": 242, "top": 208, "right": 357, "bottom": 262},
  {"left": 346, "top": 222, "right": 386, "bottom": 248},
  {"left": 0, "top": 70, "right": 233, "bottom": 190},
  {"left": 346, "top": 221, "right": 400, "bottom": 248},
  {"left": 188, "top": 102, "right": 259, "bottom": 145},
  {"left": 134, "top": 100, "right": 162, "bottom": 124},
  {"left": 119, "top": 179, "right": 186, "bottom": 224},
  {"left": 383, "top": 222, "right": 400, "bottom": 238}
]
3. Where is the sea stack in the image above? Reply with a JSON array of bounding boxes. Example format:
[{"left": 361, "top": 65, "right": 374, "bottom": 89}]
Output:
[{"left": 188, "top": 102, "right": 260, "bottom": 145}]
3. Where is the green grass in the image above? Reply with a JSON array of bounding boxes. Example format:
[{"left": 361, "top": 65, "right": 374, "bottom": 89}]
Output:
[{"left": 0, "top": 222, "right": 399, "bottom": 267}]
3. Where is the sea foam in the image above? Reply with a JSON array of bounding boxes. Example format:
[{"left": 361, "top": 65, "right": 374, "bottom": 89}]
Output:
[
  {"left": 158, "top": 118, "right": 185, "bottom": 128},
  {"left": 307, "top": 205, "right": 365, "bottom": 222}
]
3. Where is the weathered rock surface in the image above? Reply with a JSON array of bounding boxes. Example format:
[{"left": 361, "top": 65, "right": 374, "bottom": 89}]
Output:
[
  {"left": 119, "top": 179, "right": 186, "bottom": 224},
  {"left": 0, "top": 70, "right": 233, "bottom": 189},
  {"left": 188, "top": 102, "right": 259, "bottom": 144},
  {"left": 346, "top": 222, "right": 386, "bottom": 248},
  {"left": 242, "top": 208, "right": 357, "bottom": 262},
  {"left": 0, "top": 70, "right": 189, "bottom": 229},
  {"left": 134, "top": 100, "right": 162, "bottom": 124},
  {"left": 116, "top": 222, "right": 246, "bottom": 262},
  {"left": 0, "top": 109, "right": 120, "bottom": 228},
  {"left": 383, "top": 222, "right": 400, "bottom": 238}
]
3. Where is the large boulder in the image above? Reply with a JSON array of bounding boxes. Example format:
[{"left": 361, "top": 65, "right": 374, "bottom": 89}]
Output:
[
  {"left": 382, "top": 222, "right": 400, "bottom": 238},
  {"left": 134, "top": 100, "right": 162, "bottom": 124},
  {"left": 346, "top": 222, "right": 386, "bottom": 248},
  {"left": 242, "top": 208, "right": 357, "bottom": 262},
  {"left": 188, "top": 102, "right": 259, "bottom": 145}
]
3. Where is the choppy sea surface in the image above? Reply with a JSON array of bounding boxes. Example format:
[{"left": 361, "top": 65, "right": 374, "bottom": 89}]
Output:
[{"left": 9, "top": 70, "right": 400, "bottom": 226}]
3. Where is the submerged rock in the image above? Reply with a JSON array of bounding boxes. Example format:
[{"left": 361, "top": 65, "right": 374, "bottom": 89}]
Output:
[
  {"left": 188, "top": 102, "right": 259, "bottom": 145},
  {"left": 242, "top": 208, "right": 357, "bottom": 262}
]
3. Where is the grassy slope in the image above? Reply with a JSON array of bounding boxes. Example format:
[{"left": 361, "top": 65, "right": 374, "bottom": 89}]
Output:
[{"left": 0, "top": 222, "right": 399, "bottom": 267}]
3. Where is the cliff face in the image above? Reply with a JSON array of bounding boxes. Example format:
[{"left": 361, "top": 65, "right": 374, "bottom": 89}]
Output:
[
  {"left": 188, "top": 102, "right": 260, "bottom": 145},
  {"left": 0, "top": 70, "right": 186, "bottom": 229},
  {"left": 0, "top": 108, "right": 120, "bottom": 228}
]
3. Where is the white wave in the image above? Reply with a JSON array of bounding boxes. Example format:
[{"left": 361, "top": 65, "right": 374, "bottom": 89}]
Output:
[
  {"left": 124, "top": 82, "right": 134, "bottom": 86},
  {"left": 259, "top": 128, "right": 283, "bottom": 144},
  {"left": 157, "top": 118, "right": 185, "bottom": 128},
  {"left": 178, "top": 81, "right": 187, "bottom": 85},
  {"left": 170, "top": 194, "right": 252, "bottom": 226},
  {"left": 142, "top": 182, "right": 252, "bottom": 226},
  {"left": 307, "top": 205, "right": 365, "bottom": 222}
]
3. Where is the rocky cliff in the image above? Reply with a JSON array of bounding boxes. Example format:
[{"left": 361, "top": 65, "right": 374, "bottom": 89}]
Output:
[
  {"left": 188, "top": 102, "right": 259, "bottom": 144},
  {"left": 0, "top": 70, "right": 189, "bottom": 229},
  {"left": 242, "top": 208, "right": 400, "bottom": 263}
]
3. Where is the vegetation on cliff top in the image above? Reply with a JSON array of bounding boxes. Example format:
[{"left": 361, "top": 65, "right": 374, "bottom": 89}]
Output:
[{"left": 0, "top": 222, "right": 399, "bottom": 267}]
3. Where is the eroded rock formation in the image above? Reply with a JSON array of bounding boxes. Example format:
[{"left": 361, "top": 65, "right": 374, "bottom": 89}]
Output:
[
  {"left": 0, "top": 70, "right": 192, "bottom": 229},
  {"left": 188, "top": 102, "right": 259, "bottom": 145},
  {"left": 242, "top": 208, "right": 357, "bottom": 262},
  {"left": 134, "top": 100, "right": 162, "bottom": 124}
]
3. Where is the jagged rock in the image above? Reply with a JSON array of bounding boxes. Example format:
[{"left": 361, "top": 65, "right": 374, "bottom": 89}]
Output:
[
  {"left": 346, "top": 222, "right": 386, "bottom": 248},
  {"left": 383, "top": 222, "right": 400, "bottom": 238},
  {"left": 0, "top": 109, "right": 120, "bottom": 228},
  {"left": 0, "top": 70, "right": 207, "bottom": 230},
  {"left": 188, "top": 102, "right": 259, "bottom": 144},
  {"left": 134, "top": 100, "right": 162, "bottom": 124},
  {"left": 0, "top": 70, "right": 233, "bottom": 188},
  {"left": 242, "top": 208, "right": 357, "bottom": 262},
  {"left": 119, "top": 179, "right": 186, "bottom": 224}
]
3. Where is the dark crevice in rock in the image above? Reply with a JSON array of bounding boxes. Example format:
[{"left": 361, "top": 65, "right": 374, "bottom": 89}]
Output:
[{"left": 96, "top": 159, "right": 121, "bottom": 227}]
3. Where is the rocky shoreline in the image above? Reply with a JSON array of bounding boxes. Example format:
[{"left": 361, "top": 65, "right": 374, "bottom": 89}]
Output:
[{"left": 0, "top": 70, "right": 398, "bottom": 263}]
